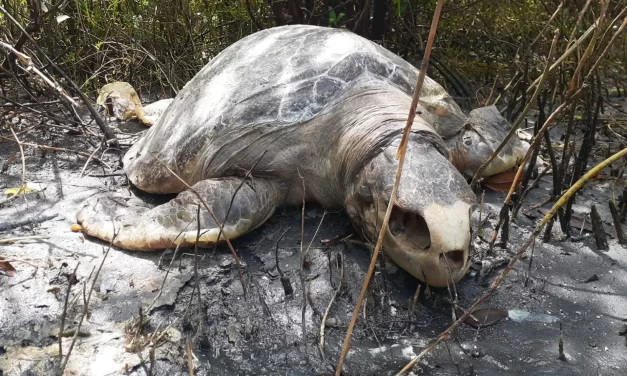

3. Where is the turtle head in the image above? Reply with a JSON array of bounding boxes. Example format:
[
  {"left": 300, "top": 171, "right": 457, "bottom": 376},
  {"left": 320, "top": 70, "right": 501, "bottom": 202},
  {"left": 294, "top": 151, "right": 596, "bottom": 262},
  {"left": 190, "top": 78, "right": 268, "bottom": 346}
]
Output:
[
  {"left": 450, "top": 105, "right": 528, "bottom": 178},
  {"left": 345, "top": 137, "right": 476, "bottom": 287}
]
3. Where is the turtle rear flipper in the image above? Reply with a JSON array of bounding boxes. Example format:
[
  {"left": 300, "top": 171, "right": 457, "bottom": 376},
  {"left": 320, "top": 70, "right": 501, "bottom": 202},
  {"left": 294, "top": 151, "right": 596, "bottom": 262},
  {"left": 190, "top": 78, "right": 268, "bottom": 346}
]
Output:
[{"left": 77, "top": 177, "right": 283, "bottom": 251}]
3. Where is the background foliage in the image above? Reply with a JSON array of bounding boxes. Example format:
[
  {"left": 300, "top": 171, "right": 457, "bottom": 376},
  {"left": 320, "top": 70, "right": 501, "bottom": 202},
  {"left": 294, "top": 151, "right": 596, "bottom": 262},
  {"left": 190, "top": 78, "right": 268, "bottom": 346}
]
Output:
[{"left": 1, "top": 0, "right": 625, "bottom": 105}]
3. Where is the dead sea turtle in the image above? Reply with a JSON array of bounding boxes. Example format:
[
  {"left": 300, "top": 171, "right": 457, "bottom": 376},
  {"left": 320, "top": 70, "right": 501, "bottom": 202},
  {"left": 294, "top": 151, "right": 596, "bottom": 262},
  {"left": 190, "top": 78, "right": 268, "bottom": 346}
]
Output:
[{"left": 78, "top": 25, "right": 525, "bottom": 287}]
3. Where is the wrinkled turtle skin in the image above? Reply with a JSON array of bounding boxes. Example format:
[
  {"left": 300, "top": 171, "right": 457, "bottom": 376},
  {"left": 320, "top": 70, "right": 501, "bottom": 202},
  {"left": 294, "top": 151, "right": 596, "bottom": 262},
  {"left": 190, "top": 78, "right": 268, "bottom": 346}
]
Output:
[{"left": 78, "top": 25, "right": 524, "bottom": 287}]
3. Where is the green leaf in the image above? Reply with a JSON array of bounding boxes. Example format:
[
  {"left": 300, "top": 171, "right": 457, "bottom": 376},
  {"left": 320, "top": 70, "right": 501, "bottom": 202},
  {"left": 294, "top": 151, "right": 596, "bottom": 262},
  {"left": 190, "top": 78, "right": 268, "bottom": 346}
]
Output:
[{"left": 328, "top": 6, "right": 338, "bottom": 26}]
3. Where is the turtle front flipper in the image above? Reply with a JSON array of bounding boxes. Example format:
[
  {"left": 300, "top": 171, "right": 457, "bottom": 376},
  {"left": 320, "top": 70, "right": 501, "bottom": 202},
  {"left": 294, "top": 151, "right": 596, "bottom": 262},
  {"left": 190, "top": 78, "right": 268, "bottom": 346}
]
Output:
[{"left": 77, "top": 178, "right": 284, "bottom": 251}]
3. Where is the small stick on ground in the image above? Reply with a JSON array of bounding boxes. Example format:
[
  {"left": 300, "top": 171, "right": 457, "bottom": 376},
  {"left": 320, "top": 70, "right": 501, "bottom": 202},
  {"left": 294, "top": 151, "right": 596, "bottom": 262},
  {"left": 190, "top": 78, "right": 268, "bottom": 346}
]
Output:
[
  {"left": 558, "top": 323, "right": 567, "bottom": 361},
  {"left": 0, "top": 135, "right": 107, "bottom": 166},
  {"left": 186, "top": 335, "right": 194, "bottom": 376},
  {"left": 297, "top": 168, "right": 310, "bottom": 364},
  {"left": 524, "top": 239, "right": 535, "bottom": 287},
  {"left": 59, "top": 236, "right": 115, "bottom": 373},
  {"left": 478, "top": 190, "right": 486, "bottom": 235},
  {"left": 591, "top": 204, "right": 608, "bottom": 250},
  {"left": 407, "top": 285, "right": 422, "bottom": 331},
  {"left": 319, "top": 253, "right": 344, "bottom": 363},
  {"left": 58, "top": 263, "right": 79, "bottom": 359},
  {"left": 275, "top": 228, "right": 293, "bottom": 296},
  {"left": 609, "top": 200, "right": 627, "bottom": 245},
  {"left": 0, "top": 235, "right": 49, "bottom": 244}
]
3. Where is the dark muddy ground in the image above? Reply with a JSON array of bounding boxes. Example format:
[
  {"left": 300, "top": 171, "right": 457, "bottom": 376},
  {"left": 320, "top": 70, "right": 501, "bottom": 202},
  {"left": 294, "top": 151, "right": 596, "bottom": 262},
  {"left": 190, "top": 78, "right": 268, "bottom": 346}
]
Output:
[{"left": 1, "top": 100, "right": 626, "bottom": 376}]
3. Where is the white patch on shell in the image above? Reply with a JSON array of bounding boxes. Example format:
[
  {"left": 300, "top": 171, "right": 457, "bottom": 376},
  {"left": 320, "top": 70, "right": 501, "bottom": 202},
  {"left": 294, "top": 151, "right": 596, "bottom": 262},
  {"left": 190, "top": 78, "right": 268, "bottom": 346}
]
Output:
[
  {"left": 244, "top": 33, "right": 277, "bottom": 60},
  {"left": 193, "top": 69, "right": 235, "bottom": 123},
  {"left": 316, "top": 33, "right": 361, "bottom": 65}
]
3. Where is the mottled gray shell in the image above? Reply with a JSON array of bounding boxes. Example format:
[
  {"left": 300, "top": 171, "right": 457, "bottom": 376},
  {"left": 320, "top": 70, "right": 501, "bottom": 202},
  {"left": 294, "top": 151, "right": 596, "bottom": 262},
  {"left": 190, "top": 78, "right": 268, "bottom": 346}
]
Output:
[{"left": 125, "top": 25, "right": 466, "bottom": 179}]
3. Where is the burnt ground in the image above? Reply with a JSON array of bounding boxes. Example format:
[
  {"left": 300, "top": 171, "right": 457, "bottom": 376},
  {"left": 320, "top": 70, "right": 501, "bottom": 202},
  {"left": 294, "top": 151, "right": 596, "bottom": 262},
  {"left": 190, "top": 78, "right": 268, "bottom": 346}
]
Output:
[{"left": 1, "top": 100, "right": 627, "bottom": 376}]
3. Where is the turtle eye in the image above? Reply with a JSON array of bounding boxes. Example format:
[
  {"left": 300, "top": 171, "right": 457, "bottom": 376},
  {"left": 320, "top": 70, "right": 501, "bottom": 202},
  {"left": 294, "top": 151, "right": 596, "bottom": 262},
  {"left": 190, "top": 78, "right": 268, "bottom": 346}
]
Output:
[{"left": 356, "top": 182, "right": 373, "bottom": 203}]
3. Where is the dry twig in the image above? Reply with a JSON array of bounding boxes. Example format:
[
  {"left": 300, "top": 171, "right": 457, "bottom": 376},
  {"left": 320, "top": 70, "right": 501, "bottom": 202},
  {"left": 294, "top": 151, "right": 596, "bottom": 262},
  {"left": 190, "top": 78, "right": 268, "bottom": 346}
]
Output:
[
  {"left": 0, "top": 4, "right": 118, "bottom": 146},
  {"left": 0, "top": 41, "right": 78, "bottom": 106},
  {"left": 58, "top": 263, "right": 80, "bottom": 359},
  {"left": 319, "top": 253, "right": 344, "bottom": 362},
  {"left": 59, "top": 236, "right": 114, "bottom": 373}
]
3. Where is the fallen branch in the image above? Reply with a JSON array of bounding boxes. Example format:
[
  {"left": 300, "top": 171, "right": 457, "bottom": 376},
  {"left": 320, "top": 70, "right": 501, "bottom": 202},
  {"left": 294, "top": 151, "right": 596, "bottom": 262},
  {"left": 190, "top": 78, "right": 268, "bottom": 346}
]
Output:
[
  {"left": 0, "top": 235, "right": 49, "bottom": 244},
  {"left": 0, "top": 135, "right": 107, "bottom": 167},
  {"left": 0, "top": 5, "right": 118, "bottom": 147},
  {"left": 0, "top": 41, "right": 78, "bottom": 107},
  {"left": 0, "top": 213, "right": 58, "bottom": 232}
]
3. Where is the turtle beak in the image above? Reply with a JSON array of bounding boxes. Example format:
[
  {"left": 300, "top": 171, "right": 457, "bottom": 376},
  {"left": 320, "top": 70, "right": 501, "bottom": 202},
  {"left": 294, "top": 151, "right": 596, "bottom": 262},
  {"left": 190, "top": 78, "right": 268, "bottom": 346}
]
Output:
[
  {"left": 346, "top": 138, "right": 476, "bottom": 287},
  {"left": 386, "top": 197, "right": 473, "bottom": 287}
]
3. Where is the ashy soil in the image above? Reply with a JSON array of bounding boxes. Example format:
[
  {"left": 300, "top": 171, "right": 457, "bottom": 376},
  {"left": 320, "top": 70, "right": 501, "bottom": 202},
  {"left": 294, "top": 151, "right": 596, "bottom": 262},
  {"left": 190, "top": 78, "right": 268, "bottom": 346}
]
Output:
[{"left": 1, "top": 99, "right": 626, "bottom": 376}]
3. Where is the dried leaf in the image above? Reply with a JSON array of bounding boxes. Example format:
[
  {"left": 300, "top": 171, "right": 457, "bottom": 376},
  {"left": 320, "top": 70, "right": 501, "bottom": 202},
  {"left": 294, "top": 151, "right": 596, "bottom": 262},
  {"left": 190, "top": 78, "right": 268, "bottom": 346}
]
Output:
[
  {"left": 463, "top": 307, "right": 507, "bottom": 328},
  {"left": 0, "top": 257, "right": 16, "bottom": 277},
  {"left": 4, "top": 186, "right": 33, "bottom": 197},
  {"left": 482, "top": 171, "right": 520, "bottom": 192}
]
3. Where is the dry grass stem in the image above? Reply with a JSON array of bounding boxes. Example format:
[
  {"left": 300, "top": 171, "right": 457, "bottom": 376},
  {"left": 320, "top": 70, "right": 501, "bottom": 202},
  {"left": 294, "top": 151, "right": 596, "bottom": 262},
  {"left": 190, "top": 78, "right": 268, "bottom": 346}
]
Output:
[
  {"left": 59, "top": 237, "right": 114, "bottom": 373},
  {"left": 335, "top": 0, "right": 446, "bottom": 373},
  {"left": 319, "top": 253, "right": 344, "bottom": 363}
]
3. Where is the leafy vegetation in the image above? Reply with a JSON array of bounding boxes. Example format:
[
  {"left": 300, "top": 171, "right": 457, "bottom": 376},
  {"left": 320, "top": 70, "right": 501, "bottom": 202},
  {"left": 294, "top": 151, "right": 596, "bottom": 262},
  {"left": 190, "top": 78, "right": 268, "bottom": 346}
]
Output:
[{"left": 1, "top": 0, "right": 625, "bottom": 104}]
